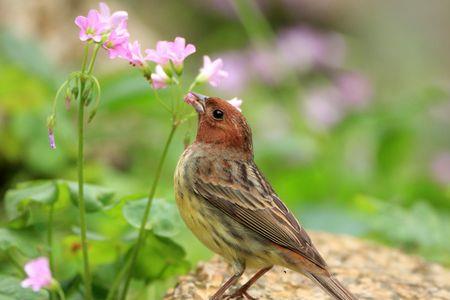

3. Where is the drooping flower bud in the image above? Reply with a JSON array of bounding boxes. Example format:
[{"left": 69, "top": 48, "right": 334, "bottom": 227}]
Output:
[{"left": 46, "top": 115, "right": 56, "bottom": 149}]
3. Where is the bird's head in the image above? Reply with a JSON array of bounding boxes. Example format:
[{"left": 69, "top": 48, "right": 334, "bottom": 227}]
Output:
[{"left": 184, "top": 92, "right": 253, "bottom": 158}]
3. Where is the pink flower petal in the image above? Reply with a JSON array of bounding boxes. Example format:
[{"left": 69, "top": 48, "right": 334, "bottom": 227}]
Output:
[{"left": 21, "top": 257, "right": 53, "bottom": 292}]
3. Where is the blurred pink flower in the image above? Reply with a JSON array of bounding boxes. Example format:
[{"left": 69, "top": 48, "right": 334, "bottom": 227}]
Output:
[
  {"left": 215, "top": 52, "right": 249, "bottom": 93},
  {"left": 145, "top": 37, "right": 196, "bottom": 71},
  {"left": 21, "top": 257, "right": 53, "bottom": 292},
  {"left": 228, "top": 97, "right": 243, "bottom": 111},
  {"left": 277, "top": 26, "right": 345, "bottom": 72},
  {"left": 302, "top": 86, "right": 343, "bottom": 131},
  {"left": 151, "top": 65, "right": 171, "bottom": 89},
  {"left": 336, "top": 72, "right": 373, "bottom": 109},
  {"left": 48, "top": 129, "right": 56, "bottom": 149},
  {"left": 103, "top": 20, "right": 129, "bottom": 59},
  {"left": 74, "top": 9, "right": 108, "bottom": 42},
  {"left": 120, "top": 41, "right": 147, "bottom": 66},
  {"left": 98, "top": 2, "right": 128, "bottom": 29},
  {"left": 250, "top": 47, "right": 285, "bottom": 85},
  {"left": 430, "top": 152, "right": 450, "bottom": 185},
  {"left": 196, "top": 56, "right": 228, "bottom": 87}
]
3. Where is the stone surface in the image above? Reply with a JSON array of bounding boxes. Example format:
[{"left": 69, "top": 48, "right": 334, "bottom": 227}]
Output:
[{"left": 165, "top": 232, "right": 450, "bottom": 300}]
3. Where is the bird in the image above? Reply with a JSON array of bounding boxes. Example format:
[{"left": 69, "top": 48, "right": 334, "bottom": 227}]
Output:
[{"left": 174, "top": 92, "right": 357, "bottom": 300}]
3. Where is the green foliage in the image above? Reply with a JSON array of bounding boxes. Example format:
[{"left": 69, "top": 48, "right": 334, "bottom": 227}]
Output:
[
  {"left": 66, "top": 182, "right": 117, "bottom": 213},
  {"left": 0, "top": 228, "right": 39, "bottom": 257},
  {"left": 133, "top": 233, "right": 190, "bottom": 281},
  {"left": 0, "top": 274, "right": 48, "bottom": 300},
  {"left": 0, "top": 179, "right": 187, "bottom": 299},
  {"left": 4, "top": 181, "right": 58, "bottom": 225},
  {"left": 122, "top": 198, "right": 181, "bottom": 237}
]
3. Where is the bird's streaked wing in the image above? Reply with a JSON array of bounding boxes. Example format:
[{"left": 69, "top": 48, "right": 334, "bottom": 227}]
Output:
[{"left": 192, "top": 159, "right": 327, "bottom": 270}]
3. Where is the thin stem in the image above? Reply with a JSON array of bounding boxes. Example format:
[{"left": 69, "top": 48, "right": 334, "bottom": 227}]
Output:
[
  {"left": 47, "top": 203, "right": 55, "bottom": 271},
  {"left": 55, "top": 282, "right": 67, "bottom": 300},
  {"left": 81, "top": 44, "right": 89, "bottom": 73},
  {"left": 230, "top": 0, "right": 274, "bottom": 46},
  {"left": 87, "top": 44, "right": 100, "bottom": 75},
  {"left": 118, "top": 122, "right": 179, "bottom": 300},
  {"left": 187, "top": 80, "right": 197, "bottom": 92},
  {"left": 105, "top": 258, "right": 131, "bottom": 300},
  {"left": 77, "top": 88, "right": 93, "bottom": 300},
  {"left": 153, "top": 89, "right": 172, "bottom": 113}
]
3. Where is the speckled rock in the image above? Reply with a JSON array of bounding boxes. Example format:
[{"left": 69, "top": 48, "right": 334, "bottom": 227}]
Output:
[{"left": 165, "top": 232, "right": 450, "bottom": 300}]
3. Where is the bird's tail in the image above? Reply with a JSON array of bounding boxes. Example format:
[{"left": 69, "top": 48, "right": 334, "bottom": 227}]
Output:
[{"left": 306, "top": 272, "right": 357, "bottom": 300}]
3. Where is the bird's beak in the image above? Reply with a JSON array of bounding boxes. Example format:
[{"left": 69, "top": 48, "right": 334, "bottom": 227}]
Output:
[{"left": 184, "top": 92, "right": 208, "bottom": 114}]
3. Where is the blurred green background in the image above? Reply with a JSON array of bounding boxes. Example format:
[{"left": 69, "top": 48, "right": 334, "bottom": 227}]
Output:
[{"left": 0, "top": 0, "right": 449, "bottom": 299}]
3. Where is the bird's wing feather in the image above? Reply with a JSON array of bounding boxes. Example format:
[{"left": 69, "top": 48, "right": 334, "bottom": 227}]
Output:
[{"left": 192, "top": 159, "right": 327, "bottom": 270}]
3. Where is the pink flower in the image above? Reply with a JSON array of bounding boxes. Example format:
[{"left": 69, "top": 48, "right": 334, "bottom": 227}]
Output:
[
  {"left": 145, "top": 41, "right": 172, "bottom": 66},
  {"left": 430, "top": 152, "right": 450, "bottom": 185},
  {"left": 302, "top": 86, "right": 344, "bottom": 131},
  {"left": 196, "top": 56, "right": 228, "bottom": 87},
  {"left": 227, "top": 97, "right": 243, "bottom": 111},
  {"left": 168, "top": 37, "right": 196, "bottom": 68},
  {"left": 151, "top": 65, "right": 171, "bottom": 89},
  {"left": 74, "top": 9, "right": 108, "bottom": 42},
  {"left": 121, "top": 41, "right": 147, "bottom": 66},
  {"left": 98, "top": 2, "right": 128, "bottom": 29},
  {"left": 336, "top": 72, "right": 373, "bottom": 109},
  {"left": 21, "top": 257, "right": 53, "bottom": 292},
  {"left": 103, "top": 20, "right": 129, "bottom": 59},
  {"left": 277, "top": 26, "right": 346, "bottom": 72},
  {"left": 184, "top": 92, "right": 197, "bottom": 106},
  {"left": 145, "top": 37, "right": 196, "bottom": 71},
  {"left": 216, "top": 52, "right": 249, "bottom": 93}
]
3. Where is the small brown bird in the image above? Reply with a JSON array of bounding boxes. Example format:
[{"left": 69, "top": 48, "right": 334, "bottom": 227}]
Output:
[{"left": 174, "top": 93, "right": 357, "bottom": 300}]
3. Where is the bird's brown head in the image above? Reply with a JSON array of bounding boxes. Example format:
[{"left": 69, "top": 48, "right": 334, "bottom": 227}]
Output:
[{"left": 184, "top": 92, "right": 253, "bottom": 158}]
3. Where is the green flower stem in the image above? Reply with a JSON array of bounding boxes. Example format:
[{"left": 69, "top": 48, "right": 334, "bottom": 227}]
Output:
[
  {"left": 77, "top": 84, "right": 92, "bottom": 300},
  {"left": 187, "top": 80, "right": 197, "bottom": 92},
  {"left": 230, "top": 0, "right": 274, "bottom": 45},
  {"left": 55, "top": 282, "right": 66, "bottom": 300},
  {"left": 75, "top": 43, "right": 100, "bottom": 300},
  {"left": 87, "top": 44, "right": 100, "bottom": 74},
  {"left": 81, "top": 44, "right": 89, "bottom": 73},
  {"left": 118, "top": 121, "right": 179, "bottom": 300},
  {"left": 105, "top": 258, "right": 131, "bottom": 300},
  {"left": 48, "top": 203, "right": 55, "bottom": 271}
]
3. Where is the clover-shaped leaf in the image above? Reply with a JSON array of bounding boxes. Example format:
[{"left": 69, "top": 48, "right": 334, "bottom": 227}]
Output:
[
  {"left": 122, "top": 198, "right": 181, "bottom": 238},
  {"left": 0, "top": 228, "right": 39, "bottom": 257},
  {"left": 65, "top": 181, "right": 117, "bottom": 212},
  {"left": 4, "top": 180, "right": 58, "bottom": 224}
]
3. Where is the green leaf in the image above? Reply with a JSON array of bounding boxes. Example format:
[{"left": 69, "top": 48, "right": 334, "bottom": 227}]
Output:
[
  {"left": 0, "top": 228, "right": 39, "bottom": 257},
  {"left": 65, "top": 181, "right": 117, "bottom": 213},
  {"left": 122, "top": 198, "right": 181, "bottom": 237},
  {"left": 4, "top": 181, "right": 58, "bottom": 223},
  {"left": 0, "top": 274, "right": 48, "bottom": 300},
  {"left": 133, "top": 233, "right": 190, "bottom": 281}
]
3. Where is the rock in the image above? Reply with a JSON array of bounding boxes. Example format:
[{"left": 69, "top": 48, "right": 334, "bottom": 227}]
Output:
[{"left": 165, "top": 232, "right": 450, "bottom": 300}]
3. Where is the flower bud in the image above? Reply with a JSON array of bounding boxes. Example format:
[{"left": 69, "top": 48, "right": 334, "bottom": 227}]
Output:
[{"left": 46, "top": 115, "right": 56, "bottom": 149}]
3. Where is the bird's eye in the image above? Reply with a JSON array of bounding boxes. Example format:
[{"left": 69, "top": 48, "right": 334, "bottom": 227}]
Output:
[{"left": 212, "top": 109, "right": 224, "bottom": 120}]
